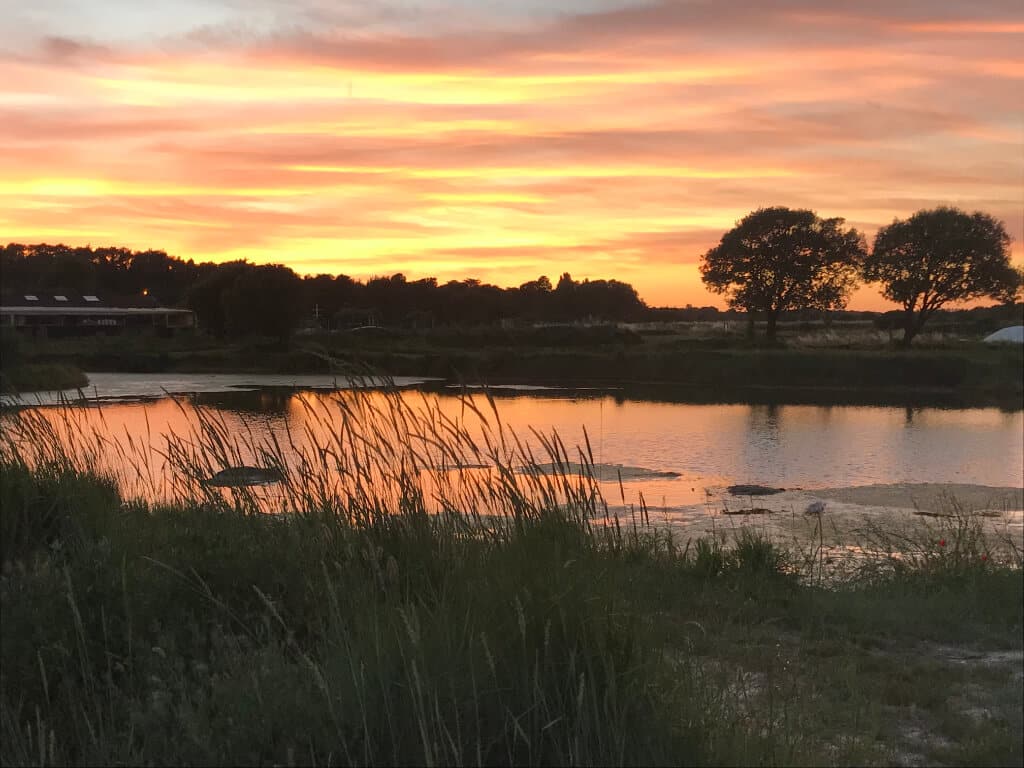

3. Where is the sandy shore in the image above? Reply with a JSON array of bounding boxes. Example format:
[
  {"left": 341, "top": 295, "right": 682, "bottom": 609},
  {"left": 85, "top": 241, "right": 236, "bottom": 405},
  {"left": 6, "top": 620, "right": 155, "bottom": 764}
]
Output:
[
  {"left": 646, "top": 483, "right": 1024, "bottom": 567},
  {"left": 813, "top": 483, "right": 1022, "bottom": 514}
]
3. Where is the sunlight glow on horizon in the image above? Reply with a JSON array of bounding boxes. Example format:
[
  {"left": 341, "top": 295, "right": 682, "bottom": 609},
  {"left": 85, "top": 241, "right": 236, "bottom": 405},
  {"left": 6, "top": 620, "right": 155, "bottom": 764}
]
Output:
[{"left": 2, "top": 0, "right": 1022, "bottom": 308}]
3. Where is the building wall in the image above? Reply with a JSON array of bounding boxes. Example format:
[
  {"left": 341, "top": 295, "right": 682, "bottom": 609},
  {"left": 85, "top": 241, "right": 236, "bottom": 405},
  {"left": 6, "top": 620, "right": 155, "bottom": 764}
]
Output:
[{"left": 0, "top": 309, "right": 194, "bottom": 336}]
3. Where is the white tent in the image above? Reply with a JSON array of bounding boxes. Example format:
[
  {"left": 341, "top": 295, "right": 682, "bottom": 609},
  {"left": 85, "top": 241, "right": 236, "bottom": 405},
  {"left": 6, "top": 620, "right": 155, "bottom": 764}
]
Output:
[{"left": 983, "top": 326, "right": 1024, "bottom": 344}]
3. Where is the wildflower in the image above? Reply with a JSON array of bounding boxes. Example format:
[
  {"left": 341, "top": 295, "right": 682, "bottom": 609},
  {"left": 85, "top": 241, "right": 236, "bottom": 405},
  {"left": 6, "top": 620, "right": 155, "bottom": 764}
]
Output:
[
  {"left": 981, "top": 554, "right": 988, "bottom": 562},
  {"left": 938, "top": 539, "right": 946, "bottom": 547}
]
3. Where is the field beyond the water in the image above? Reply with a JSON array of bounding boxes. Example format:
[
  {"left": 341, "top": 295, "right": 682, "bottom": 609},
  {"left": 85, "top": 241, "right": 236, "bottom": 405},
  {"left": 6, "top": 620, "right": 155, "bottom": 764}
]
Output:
[
  {"left": 1, "top": 391, "right": 1022, "bottom": 766},
  {"left": 9, "top": 320, "right": 1024, "bottom": 407}
]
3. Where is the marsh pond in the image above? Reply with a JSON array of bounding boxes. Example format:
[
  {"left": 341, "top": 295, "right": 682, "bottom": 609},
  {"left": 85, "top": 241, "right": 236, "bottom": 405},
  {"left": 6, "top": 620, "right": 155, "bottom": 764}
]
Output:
[{"left": 3, "top": 372, "right": 1022, "bottom": 543}]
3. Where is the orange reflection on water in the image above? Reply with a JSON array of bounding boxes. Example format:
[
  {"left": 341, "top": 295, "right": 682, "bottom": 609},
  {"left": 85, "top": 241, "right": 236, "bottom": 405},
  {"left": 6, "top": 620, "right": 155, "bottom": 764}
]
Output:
[{"left": 4, "top": 388, "right": 1022, "bottom": 518}]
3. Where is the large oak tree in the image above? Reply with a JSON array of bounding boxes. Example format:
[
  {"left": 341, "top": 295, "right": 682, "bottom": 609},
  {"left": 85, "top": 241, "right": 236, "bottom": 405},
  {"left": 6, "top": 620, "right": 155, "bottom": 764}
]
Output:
[
  {"left": 700, "top": 207, "right": 866, "bottom": 339},
  {"left": 863, "top": 207, "right": 1020, "bottom": 346}
]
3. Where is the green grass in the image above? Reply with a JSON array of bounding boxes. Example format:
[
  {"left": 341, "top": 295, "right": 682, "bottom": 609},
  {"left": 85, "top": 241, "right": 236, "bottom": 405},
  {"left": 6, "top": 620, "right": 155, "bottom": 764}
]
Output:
[
  {"left": 1, "top": 389, "right": 1022, "bottom": 766},
  {"left": 13, "top": 326, "right": 1024, "bottom": 408}
]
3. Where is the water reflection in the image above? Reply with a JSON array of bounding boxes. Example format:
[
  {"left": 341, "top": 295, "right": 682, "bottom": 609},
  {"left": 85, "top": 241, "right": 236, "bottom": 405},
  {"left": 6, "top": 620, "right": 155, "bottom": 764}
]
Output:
[
  {"left": 746, "top": 404, "right": 782, "bottom": 445},
  {"left": 192, "top": 389, "right": 295, "bottom": 415},
  {"left": 3, "top": 384, "right": 1022, "bottom": 513}
]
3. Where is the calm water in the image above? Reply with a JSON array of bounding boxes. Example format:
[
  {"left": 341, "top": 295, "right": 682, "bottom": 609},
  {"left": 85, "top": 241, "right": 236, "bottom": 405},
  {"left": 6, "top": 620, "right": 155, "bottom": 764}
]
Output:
[{"left": 4, "top": 373, "right": 1022, "bottom": 515}]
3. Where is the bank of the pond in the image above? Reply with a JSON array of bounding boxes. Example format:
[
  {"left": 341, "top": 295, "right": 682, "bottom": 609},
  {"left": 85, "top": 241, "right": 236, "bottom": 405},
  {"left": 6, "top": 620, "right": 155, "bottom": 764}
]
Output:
[
  {"left": 0, "top": 362, "right": 88, "bottom": 394},
  {"left": 1, "top": 461, "right": 1021, "bottom": 766},
  {"left": 14, "top": 330, "right": 1024, "bottom": 408},
  {"left": 665, "top": 483, "right": 1024, "bottom": 579}
]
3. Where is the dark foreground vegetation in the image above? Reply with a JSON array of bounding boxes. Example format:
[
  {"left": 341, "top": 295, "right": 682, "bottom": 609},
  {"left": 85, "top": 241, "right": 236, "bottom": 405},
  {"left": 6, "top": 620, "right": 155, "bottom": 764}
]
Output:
[{"left": 1, "top": 394, "right": 1022, "bottom": 766}]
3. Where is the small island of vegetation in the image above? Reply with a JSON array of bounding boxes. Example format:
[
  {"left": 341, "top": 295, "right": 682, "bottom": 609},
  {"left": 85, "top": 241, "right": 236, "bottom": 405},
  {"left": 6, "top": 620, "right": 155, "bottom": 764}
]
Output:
[{"left": 0, "top": 329, "right": 87, "bottom": 394}]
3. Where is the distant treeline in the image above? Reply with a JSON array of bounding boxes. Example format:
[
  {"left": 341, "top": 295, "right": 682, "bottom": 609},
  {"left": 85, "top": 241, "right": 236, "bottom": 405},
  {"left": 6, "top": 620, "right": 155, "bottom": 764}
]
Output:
[
  {"left": 1, "top": 243, "right": 653, "bottom": 334},
  {"left": 1, "top": 243, "right": 1019, "bottom": 341}
]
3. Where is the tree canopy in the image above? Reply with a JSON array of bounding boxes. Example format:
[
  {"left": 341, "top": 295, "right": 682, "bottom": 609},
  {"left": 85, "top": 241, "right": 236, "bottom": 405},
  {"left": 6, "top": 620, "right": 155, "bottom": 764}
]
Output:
[
  {"left": 863, "top": 207, "right": 1021, "bottom": 345},
  {"left": 1, "top": 243, "right": 651, "bottom": 336},
  {"left": 225, "top": 264, "right": 305, "bottom": 345},
  {"left": 699, "top": 207, "right": 866, "bottom": 338}
]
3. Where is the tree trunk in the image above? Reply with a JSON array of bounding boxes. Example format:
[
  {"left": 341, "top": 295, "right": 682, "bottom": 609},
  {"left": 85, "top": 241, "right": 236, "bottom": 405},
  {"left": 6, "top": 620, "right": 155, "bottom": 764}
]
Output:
[
  {"left": 900, "top": 309, "right": 919, "bottom": 347},
  {"left": 745, "top": 312, "right": 756, "bottom": 339},
  {"left": 765, "top": 311, "right": 779, "bottom": 341}
]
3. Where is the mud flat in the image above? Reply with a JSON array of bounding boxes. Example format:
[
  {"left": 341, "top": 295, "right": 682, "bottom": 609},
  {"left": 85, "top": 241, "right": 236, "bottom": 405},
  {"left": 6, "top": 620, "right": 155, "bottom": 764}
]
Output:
[
  {"left": 519, "top": 462, "right": 682, "bottom": 481},
  {"left": 813, "top": 483, "right": 1023, "bottom": 513},
  {"left": 649, "top": 482, "right": 1024, "bottom": 567}
]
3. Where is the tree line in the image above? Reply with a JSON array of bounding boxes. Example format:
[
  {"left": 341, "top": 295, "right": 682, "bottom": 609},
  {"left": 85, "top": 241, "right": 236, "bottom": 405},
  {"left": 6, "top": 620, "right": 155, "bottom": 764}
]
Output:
[
  {"left": 701, "top": 206, "right": 1022, "bottom": 345},
  {"left": 0, "top": 244, "right": 648, "bottom": 340},
  {"left": 3, "top": 204, "right": 1019, "bottom": 346}
]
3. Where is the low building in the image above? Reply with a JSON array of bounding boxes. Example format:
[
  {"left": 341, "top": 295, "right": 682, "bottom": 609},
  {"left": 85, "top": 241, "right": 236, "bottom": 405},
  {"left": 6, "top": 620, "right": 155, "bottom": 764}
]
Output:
[{"left": 0, "top": 293, "right": 194, "bottom": 337}]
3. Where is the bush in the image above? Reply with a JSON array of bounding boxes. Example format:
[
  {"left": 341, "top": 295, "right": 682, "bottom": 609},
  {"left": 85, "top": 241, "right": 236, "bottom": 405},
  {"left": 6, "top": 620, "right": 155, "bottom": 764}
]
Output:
[{"left": 0, "top": 462, "right": 120, "bottom": 565}]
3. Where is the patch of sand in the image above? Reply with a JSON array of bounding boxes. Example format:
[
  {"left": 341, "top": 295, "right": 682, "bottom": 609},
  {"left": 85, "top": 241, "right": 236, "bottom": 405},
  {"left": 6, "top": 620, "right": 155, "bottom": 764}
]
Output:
[
  {"left": 814, "top": 483, "right": 1023, "bottom": 514},
  {"left": 519, "top": 462, "right": 681, "bottom": 481},
  {"left": 647, "top": 483, "right": 1024, "bottom": 565}
]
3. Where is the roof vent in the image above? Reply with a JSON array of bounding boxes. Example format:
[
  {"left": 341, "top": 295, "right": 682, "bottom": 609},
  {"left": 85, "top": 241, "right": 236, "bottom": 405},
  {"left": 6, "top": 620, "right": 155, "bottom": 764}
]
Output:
[
  {"left": 24, "top": 295, "right": 38, "bottom": 301},
  {"left": 54, "top": 295, "right": 68, "bottom": 302},
  {"left": 84, "top": 295, "right": 100, "bottom": 302}
]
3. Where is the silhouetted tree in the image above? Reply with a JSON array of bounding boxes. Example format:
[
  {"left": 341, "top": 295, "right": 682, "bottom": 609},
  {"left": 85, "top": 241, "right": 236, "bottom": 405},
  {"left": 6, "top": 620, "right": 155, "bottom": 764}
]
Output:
[
  {"left": 364, "top": 274, "right": 411, "bottom": 325},
  {"left": 126, "top": 250, "right": 199, "bottom": 306},
  {"left": 1, "top": 243, "right": 98, "bottom": 295},
  {"left": 1014, "top": 266, "right": 1024, "bottom": 306},
  {"left": 863, "top": 207, "right": 1021, "bottom": 346},
  {"left": 575, "top": 279, "right": 645, "bottom": 321},
  {"left": 517, "top": 276, "right": 554, "bottom": 320},
  {"left": 225, "top": 264, "right": 305, "bottom": 345},
  {"left": 700, "top": 207, "right": 866, "bottom": 340},
  {"left": 2, "top": 242, "right": 652, "bottom": 327},
  {"left": 303, "top": 274, "right": 349, "bottom": 329},
  {"left": 51, "top": 246, "right": 98, "bottom": 294},
  {"left": 436, "top": 279, "right": 505, "bottom": 325},
  {"left": 0, "top": 244, "right": 32, "bottom": 292},
  {"left": 553, "top": 272, "right": 578, "bottom": 320},
  {"left": 186, "top": 261, "right": 249, "bottom": 338},
  {"left": 519, "top": 276, "right": 553, "bottom": 294}
]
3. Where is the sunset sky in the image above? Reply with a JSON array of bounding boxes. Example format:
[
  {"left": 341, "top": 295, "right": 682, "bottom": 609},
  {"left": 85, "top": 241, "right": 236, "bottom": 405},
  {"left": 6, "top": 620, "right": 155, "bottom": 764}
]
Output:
[{"left": 2, "top": 0, "right": 1022, "bottom": 309}]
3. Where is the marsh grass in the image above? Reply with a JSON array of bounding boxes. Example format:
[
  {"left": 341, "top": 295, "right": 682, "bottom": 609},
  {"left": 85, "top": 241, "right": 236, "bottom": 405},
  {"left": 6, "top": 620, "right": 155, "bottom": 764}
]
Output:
[
  {"left": 0, "top": 364, "right": 88, "bottom": 395},
  {"left": 1, "top": 384, "right": 1021, "bottom": 766}
]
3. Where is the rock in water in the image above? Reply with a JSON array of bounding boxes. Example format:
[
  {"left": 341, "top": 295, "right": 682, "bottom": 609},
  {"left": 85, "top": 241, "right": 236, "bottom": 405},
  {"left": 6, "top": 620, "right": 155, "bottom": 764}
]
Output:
[
  {"left": 727, "top": 484, "right": 785, "bottom": 496},
  {"left": 204, "top": 466, "right": 285, "bottom": 487}
]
